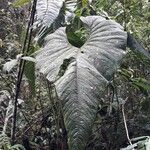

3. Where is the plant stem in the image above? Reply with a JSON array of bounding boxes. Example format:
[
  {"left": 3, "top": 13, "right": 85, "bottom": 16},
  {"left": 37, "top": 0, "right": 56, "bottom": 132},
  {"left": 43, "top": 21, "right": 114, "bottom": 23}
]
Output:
[
  {"left": 122, "top": 98, "right": 132, "bottom": 145},
  {"left": 11, "top": 0, "right": 37, "bottom": 144},
  {"left": 123, "top": 0, "right": 127, "bottom": 30}
]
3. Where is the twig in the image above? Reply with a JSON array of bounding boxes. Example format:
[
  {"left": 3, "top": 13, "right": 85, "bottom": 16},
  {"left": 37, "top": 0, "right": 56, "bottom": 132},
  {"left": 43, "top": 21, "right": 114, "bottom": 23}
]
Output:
[
  {"left": 39, "top": 90, "right": 51, "bottom": 149},
  {"left": 46, "top": 80, "right": 68, "bottom": 150},
  {"left": 53, "top": 85, "right": 68, "bottom": 150},
  {"left": 123, "top": 0, "right": 127, "bottom": 30},
  {"left": 2, "top": 100, "right": 13, "bottom": 134},
  {"left": 11, "top": 0, "right": 37, "bottom": 144},
  {"left": 122, "top": 98, "right": 132, "bottom": 145},
  {"left": 46, "top": 81, "right": 59, "bottom": 135}
]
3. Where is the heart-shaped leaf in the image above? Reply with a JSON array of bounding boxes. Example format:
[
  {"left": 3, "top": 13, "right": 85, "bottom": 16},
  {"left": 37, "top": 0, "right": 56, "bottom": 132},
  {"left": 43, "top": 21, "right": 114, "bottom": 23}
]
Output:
[{"left": 36, "top": 16, "right": 127, "bottom": 149}]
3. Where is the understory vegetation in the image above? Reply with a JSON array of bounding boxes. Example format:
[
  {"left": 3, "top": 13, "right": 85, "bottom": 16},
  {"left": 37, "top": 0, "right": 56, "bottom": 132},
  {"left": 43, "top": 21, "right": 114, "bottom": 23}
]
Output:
[{"left": 0, "top": 0, "right": 150, "bottom": 150}]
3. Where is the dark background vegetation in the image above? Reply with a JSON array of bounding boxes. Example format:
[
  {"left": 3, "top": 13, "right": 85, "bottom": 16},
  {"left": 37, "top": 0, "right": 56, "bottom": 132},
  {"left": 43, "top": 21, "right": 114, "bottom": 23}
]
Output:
[{"left": 0, "top": 0, "right": 149, "bottom": 149}]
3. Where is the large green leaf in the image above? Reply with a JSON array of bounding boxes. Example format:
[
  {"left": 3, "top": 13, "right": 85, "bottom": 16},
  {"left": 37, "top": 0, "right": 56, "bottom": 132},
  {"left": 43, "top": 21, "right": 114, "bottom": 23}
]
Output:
[
  {"left": 127, "top": 33, "right": 150, "bottom": 58},
  {"left": 36, "top": 16, "right": 127, "bottom": 149},
  {"left": 65, "top": 0, "right": 77, "bottom": 23},
  {"left": 35, "top": 0, "right": 64, "bottom": 41},
  {"left": 35, "top": 0, "right": 64, "bottom": 28}
]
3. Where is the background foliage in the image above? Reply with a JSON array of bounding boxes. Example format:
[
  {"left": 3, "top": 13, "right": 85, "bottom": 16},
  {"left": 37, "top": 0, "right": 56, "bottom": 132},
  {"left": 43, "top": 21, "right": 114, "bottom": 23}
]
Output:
[{"left": 0, "top": 0, "right": 149, "bottom": 150}]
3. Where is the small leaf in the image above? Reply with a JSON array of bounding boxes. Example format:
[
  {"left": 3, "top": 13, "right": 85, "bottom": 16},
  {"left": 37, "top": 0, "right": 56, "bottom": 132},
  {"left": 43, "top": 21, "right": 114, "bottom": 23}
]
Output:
[
  {"left": 145, "top": 138, "right": 150, "bottom": 150},
  {"left": 11, "top": 144, "right": 26, "bottom": 150},
  {"left": 66, "top": 27, "right": 86, "bottom": 48},
  {"left": 121, "top": 136, "right": 150, "bottom": 150},
  {"left": 81, "top": 0, "right": 88, "bottom": 7},
  {"left": 3, "top": 59, "right": 18, "bottom": 72},
  {"left": 24, "top": 61, "right": 36, "bottom": 97},
  {"left": 22, "top": 56, "right": 36, "bottom": 62},
  {"left": 131, "top": 78, "right": 150, "bottom": 91},
  {"left": 12, "top": 0, "right": 30, "bottom": 7}
]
